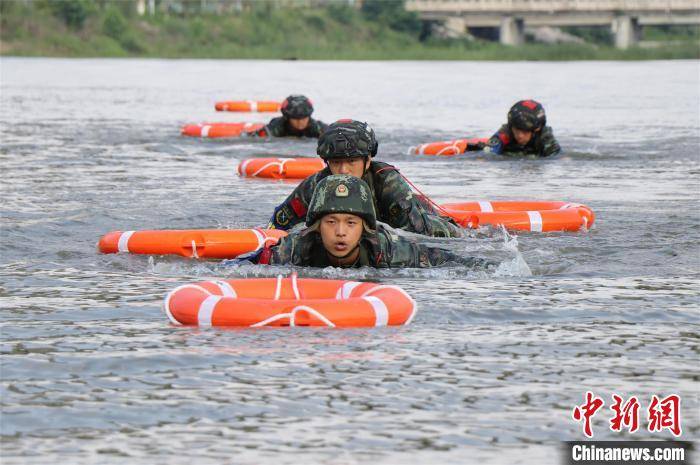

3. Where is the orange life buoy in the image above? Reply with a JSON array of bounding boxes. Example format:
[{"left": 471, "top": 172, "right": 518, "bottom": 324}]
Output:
[
  {"left": 409, "top": 138, "right": 488, "bottom": 156},
  {"left": 181, "top": 122, "right": 264, "bottom": 138},
  {"left": 98, "top": 229, "right": 287, "bottom": 259},
  {"left": 163, "top": 275, "right": 417, "bottom": 328},
  {"left": 238, "top": 157, "right": 325, "bottom": 179},
  {"left": 215, "top": 101, "right": 281, "bottom": 112},
  {"left": 440, "top": 201, "right": 595, "bottom": 232}
]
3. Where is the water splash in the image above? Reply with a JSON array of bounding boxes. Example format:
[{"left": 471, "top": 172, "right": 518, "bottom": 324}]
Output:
[{"left": 494, "top": 226, "right": 532, "bottom": 277}]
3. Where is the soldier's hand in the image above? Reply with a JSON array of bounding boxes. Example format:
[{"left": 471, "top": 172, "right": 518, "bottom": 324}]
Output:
[{"left": 466, "top": 141, "right": 486, "bottom": 151}]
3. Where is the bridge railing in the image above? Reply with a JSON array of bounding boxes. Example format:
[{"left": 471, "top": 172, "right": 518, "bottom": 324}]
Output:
[{"left": 406, "top": 0, "right": 700, "bottom": 13}]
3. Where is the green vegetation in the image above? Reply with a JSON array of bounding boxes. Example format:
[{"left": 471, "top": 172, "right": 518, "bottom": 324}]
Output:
[{"left": 1, "top": 0, "right": 698, "bottom": 60}]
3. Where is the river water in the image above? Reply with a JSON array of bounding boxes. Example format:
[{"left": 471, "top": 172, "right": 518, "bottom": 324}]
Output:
[{"left": 1, "top": 58, "right": 699, "bottom": 464}]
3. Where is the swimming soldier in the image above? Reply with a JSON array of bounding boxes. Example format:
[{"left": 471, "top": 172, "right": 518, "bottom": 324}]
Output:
[
  {"left": 253, "top": 94, "right": 327, "bottom": 138},
  {"left": 255, "top": 175, "right": 491, "bottom": 269},
  {"left": 482, "top": 99, "right": 561, "bottom": 157},
  {"left": 267, "top": 119, "right": 463, "bottom": 237}
]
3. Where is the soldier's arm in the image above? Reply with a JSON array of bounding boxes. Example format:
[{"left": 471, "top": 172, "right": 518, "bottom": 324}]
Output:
[
  {"left": 237, "top": 233, "right": 298, "bottom": 266},
  {"left": 483, "top": 126, "right": 508, "bottom": 154},
  {"left": 379, "top": 169, "right": 427, "bottom": 233},
  {"left": 423, "top": 245, "right": 495, "bottom": 269},
  {"left": 375, "top": 229, "right": 489, "bottom": 268},
  {"left": 267, "top": 177, "right": 315, "bottom": 230},
  {"left": 539, "top": 126, "right": 561, "bottom": 157},
  {"left": 255, "top": 117, "right": 286, "bottom": 138},
  {"left": 380, "top": 170, "right": 462, "bottom": 237},
  {"left": 264, "top": 235, "right": 297, "bottom": 265},
  {"left": 310, "top": 119, "right": 328, "bottom": 138},
  {"left": 378, "top": 234, "right": 468, "bottom": 268}
]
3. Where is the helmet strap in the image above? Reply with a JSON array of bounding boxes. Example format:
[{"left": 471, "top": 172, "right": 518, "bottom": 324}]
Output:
[{"left": 362, "top": 157, "right": 370, "bottom": 175}]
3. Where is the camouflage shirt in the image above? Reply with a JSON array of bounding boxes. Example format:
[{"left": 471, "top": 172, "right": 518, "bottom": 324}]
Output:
[
  {"left": 255, "top": 116, "right": 328, "bottom": 138},
  {"left": 485, "top": 124, "right": 561, "bottom": 157},
  {"left": 268, "top": 161, "right": 463, "bottom": 238},
  {"left": 258, "top": 225, "right": 489, "bottom": 269}
]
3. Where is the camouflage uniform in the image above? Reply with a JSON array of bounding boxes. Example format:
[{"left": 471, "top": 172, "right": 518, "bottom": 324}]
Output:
[
  {"left": 254, "top": 94, "right": 327, "bottom": 138},
  {"left": 255, "top": 116, "right": 328, "bottom": 138},
  {"left": 268, "top": 161, "right": 463, "bottom": 237},
  {"left": 258, "top": 224, "right": 489, "bottom": 269},
  {"left": 257, "top": 174, "right": 487, "bottom": 269},
  {"left": 485, "top": 124, "right": 561, "bottom": 157}
]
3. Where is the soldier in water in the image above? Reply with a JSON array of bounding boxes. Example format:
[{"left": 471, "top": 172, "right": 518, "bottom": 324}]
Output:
[
  {"left": 483, "top": 99, "right": 561, "bottom": 157},
  {"left": 255, "top": 175, "right": 492, "bottom": 269},
  {"left": 268, "top": 119, "right": 463, "bottom": 237},
  {"left": 254, "top": 94, "right": 327, "bottom": 138}
]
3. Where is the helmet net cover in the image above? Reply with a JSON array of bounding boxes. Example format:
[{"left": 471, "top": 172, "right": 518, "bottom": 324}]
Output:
[
  {"left": 305, "top": 174, "right": 377, "bottom": 229},
  {"left": 317, "top": 119, "right": 379, "bottom": 160},
  {"left": 281, "top": 95, "right": 314, "bottom": 119},
  {"left": 507, "top": 100, "right": 547, "bottom": 131}
]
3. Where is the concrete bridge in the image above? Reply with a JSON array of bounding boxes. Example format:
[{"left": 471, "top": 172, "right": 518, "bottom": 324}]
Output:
[{"left": 405, "top": 0, "right": 700, "bottom": 48}]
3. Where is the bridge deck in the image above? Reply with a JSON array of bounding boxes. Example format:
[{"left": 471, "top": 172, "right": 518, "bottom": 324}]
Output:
[
  {"left": 407, "top": 0, "right": 700, "bottom": 27},
  {"left": 406, "top": 0, "right": 700, "bottom": 14}
]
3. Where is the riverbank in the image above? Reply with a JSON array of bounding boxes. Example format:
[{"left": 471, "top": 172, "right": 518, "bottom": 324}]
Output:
[{"left": 1, "top": 1, "right": 698, "bottom": 60}]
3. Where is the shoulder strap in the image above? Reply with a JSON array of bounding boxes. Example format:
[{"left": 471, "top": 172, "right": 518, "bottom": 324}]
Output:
[{"left": 370, "top": 160, "right": 397, "bottom": 175}]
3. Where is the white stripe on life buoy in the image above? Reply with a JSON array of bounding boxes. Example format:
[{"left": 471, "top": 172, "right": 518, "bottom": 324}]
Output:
[
  {"left": 214, "top": 281, "right": 237, "bottom": 298},
  {"left": 391, "top": 285, "right": 417, "bottom": 325},
  {"left": 363, "top": 296, "right": 389, "bottom": 327},
  {"left": 201, "top": 125, "right": 211, "bottom": 137},
  {"left": 163, "top": 284, "right": 214, "bottom": 325},
  {"left": 273, "top": 274, "right": 283, "bottom": 300},
  {"left": 364, "top": 285, "right": 417, "bottom": 326},
  {"left": 250, "top": 228, "right": 265, "bottom": 251},
  {"left": 247, "top": 100, "right": 257, "bottom": 112},
  {"left": 198, "top": 295, "right": 221, "bottom": 326},
  {"left": 239, "top": 158, "right": 253, "bottom": 177},
  {"left": 478, "top": 201, "right": 494, "bottom": 212},
  {"left": 527, "top": 211, "right": 543, "bottom": 232},
  {"left": 336, "top": 281, "right": 361, "bottom": 300},
  {"left": 117, "top": 231, "right": 135, "bottom": 253}
]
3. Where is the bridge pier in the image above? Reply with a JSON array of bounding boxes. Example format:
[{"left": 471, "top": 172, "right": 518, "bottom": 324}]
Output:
[
  {"left": 136, "top": 0, "right": 155, "bottom": 15},
  {"left": 613, "top": 15, "right": 642, "bottom": 49},
  {"left": 500, "top": 17, "right": 525, "bottom": 46},
  {"left": 443, "top": 17, "right": 467, "bottom": 38}
]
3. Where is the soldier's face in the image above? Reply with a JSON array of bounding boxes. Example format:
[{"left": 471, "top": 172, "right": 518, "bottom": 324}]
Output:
[
  {"left": 289, "top": 117, "right": 310, "bottom": 131},
  {"left": 319, "top": 213, "right": 363, "bottom": 262},
  {"left": 512, "top": 127, "right": 533, "bottom": 145},
  {"left": 327, "top": 157, "right": 369, "bottom": 178}
]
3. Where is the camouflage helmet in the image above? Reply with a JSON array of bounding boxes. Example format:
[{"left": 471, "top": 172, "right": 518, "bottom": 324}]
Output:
[
  {"left": 317, "top": 119, "right": 379, "bottom": 160},
  {"left": 306, "top": 174, "right": 377, "bottom": 229},
  {"left": 508, "top": 100, "right": 546, "bottom": 132},
  {"left": 281, "top": 95, "right": 314, "bottom": 119}
]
